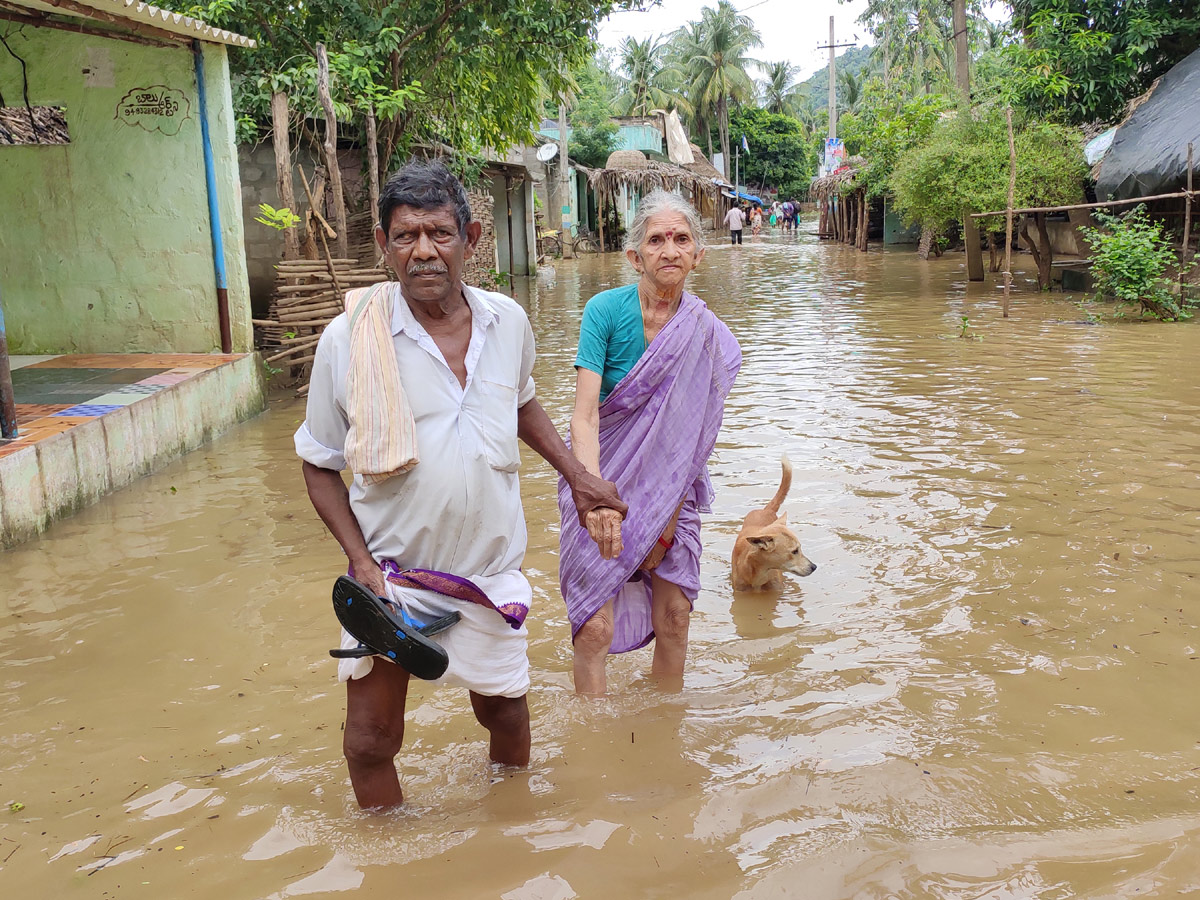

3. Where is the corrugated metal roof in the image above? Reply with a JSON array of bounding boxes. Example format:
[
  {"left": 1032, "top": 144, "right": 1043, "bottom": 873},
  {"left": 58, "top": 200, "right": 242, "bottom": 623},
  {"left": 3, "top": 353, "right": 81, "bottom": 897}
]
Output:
[{"left": 7, "top": 0, "right": 256, "bottom": 47}]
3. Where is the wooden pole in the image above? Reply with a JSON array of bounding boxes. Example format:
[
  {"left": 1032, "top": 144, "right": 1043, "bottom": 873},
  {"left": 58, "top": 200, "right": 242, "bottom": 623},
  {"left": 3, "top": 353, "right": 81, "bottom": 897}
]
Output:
[
  {"left": 596, "top": 185, "right": 605, "bottom": 253},
  {"left": 1002, "top": 107, "right": 1016, "bottom": 318},
  {"left": 0, "top": 291, "right": 17, "bottom": 441},
  {"left": 365, "top": 102, "right": 381, "bottom": 229},
  {"left": 270, "top": 91, "right": 300, "bottom": 260},
  {"left": 315, "top": 43, "right": 348, "bottom": 259},
  {"left": 1182, "top": 141, "right": 1194, "bottom": 289},
  {"left": 860, "top": 191, "right": 869, "bottom": 251},
  {"left": 299, "top": 165, "right": 344, "bottom": 299},
  {"left": 965, "top": 208, "right": 985, "bottom": 280},
  {"left": 558, "top": 100, "right": 575, "bottom": 259},
  {"left": 972, "top": 189, "right": 1194, "bottom": 219}
]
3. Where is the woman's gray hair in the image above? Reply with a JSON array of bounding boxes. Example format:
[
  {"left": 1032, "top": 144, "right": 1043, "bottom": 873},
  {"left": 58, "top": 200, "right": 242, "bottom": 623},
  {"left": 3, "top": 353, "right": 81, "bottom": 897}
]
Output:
[{"left": 623, "top": 189, "right": 705, "bottom": 258}]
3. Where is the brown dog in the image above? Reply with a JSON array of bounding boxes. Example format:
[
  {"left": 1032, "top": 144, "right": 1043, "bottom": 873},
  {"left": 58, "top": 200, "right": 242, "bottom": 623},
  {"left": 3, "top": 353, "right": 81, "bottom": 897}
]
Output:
[{"left": 731, "top": 457, "right": 817, "bottom": 590}]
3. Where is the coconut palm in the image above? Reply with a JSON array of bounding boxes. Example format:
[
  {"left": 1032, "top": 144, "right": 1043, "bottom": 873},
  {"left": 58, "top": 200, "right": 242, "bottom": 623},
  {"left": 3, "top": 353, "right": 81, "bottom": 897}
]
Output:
[
  {"left": 667, "top": 22, "right": 716, "bottom": 158},
  {"left": 759, "top": 60, "right": 803, "bottom": 115},
  {"left": 617, "top": 36, "right": 677, "bottom": 117},
  {"left": 837, "top": 69, "right": 863, "bottom": 114},
  {"left": 857, "top": 0, "right": 954, "bottom": 95},
  {"left": 673, "top": 0, "right": 761, "bottom": 179}
]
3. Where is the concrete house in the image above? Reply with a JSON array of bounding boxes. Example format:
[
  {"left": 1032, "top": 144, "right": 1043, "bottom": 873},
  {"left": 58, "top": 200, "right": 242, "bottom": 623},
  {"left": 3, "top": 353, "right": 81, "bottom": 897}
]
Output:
[{"left": 0, "top": 0, "right": 265, "bottom": 547}]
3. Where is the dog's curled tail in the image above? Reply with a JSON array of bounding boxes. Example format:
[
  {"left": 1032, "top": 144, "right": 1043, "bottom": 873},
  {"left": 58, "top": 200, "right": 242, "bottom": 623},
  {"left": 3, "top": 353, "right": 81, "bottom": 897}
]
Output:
[{"left": 765, "top": 455, "right": 793, "bottom": 517}]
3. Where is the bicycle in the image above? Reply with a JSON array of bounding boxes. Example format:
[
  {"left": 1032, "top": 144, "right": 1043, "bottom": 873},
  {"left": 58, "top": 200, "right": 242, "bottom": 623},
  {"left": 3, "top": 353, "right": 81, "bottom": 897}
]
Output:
[{"left": 537, "top": 226, "right": 602, "bottom": 259}]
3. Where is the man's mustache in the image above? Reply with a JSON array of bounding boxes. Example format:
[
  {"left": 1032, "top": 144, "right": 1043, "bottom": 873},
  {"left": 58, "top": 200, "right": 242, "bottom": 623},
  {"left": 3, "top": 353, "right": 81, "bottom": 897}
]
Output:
[{"left": 408, "top": 263, "right": 448, "bottom": 276}]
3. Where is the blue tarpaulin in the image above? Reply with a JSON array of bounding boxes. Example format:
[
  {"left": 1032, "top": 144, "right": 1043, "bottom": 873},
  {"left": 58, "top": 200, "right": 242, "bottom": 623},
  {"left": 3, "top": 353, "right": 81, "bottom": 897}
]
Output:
[{"left": 722, "top": 189, "right": 764, "bottom": 204}]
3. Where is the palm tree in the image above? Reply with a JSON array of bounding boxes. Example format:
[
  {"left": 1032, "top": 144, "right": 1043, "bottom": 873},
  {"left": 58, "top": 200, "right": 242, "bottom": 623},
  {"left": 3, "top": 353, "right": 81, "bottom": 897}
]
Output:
[
  {"left": 673, "top": 0, "right": 761, "bottom": 179},
  {"left": 617, "top": 36, "right": 676, "bottom": 117},
  {"left": 857, "top": 0, "right": 953, "bottom": 95},
  {"left": 837, "top": 69, "right": 863, "bottom": 114},
  {"left": 667, "top": 22, "right": 715, "bottom": 158},
  {"left": 759, "top": 60, "right": 802, "bottom": 115}
]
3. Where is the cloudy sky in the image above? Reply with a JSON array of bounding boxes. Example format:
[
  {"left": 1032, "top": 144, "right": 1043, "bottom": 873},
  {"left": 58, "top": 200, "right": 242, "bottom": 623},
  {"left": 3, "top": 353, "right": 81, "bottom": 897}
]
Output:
[
  {"left": 597, "top": 0, "right": 872, "bottom": 82},
  {"left": 596, "top": 0, "right": 1010, "bottom": 81}
]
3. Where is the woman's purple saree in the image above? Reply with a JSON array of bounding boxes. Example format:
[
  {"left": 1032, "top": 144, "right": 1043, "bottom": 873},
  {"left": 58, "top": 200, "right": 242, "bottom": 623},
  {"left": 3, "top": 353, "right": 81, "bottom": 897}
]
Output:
[{"left": 557, "top": 291, "right": 741, "bottom": 653}]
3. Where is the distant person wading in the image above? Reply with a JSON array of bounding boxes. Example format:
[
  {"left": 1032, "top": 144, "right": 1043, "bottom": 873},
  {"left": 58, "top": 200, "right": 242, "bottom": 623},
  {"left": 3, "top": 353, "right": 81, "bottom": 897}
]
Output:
[{"left": 724, "top": 204, "right": 746, "bottom": 245}]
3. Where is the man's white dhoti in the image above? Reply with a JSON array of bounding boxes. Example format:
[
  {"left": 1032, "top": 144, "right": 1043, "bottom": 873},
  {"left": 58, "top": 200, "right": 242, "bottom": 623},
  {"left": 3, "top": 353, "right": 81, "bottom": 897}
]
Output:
[
  {"left": 335, "top": 570, "right": 531, "bottom": 698},
  {"left": 297, "top": 285, "right": 540, "bottom": 700}
]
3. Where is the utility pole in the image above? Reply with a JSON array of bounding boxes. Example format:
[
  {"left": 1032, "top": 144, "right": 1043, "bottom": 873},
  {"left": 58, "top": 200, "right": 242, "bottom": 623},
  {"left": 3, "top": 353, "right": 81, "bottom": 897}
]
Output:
[
  {"left": 557, "top": 99, "right": 575, "bottom": 259},
  {"left": 952, "top": 0, "right": 984, "bottom": 281},
  {"left": 952, "top": 0, "right": 970, "bottom": 102},
  {"left": 827, "top": 16, "right": 836, "bottom": 140},
  {"left": 816, "top": 18, "right": 856, "bottom": 164}
]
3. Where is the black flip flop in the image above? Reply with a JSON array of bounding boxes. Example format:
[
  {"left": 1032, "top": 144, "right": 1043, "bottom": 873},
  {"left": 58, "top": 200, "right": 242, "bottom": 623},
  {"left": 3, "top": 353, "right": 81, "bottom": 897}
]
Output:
[{"left": 329, "top": 576, "right": 460, "bottom": 680}]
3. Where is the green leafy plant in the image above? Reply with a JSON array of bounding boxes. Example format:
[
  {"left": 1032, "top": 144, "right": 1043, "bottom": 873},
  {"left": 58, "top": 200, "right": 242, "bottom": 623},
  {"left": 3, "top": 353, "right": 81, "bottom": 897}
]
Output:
[
  {"left": 254, "top": 203, "right": 301, "bottom": 231},
  {"left": 1081, "top": 206, "right": 1190, "bottom": 321}
]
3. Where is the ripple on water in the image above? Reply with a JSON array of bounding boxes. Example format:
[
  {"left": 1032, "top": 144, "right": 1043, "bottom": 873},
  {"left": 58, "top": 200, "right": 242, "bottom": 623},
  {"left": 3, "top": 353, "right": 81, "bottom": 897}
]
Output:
[{"left": 3, "top": 231, "right": 1200, "bottom": 897}]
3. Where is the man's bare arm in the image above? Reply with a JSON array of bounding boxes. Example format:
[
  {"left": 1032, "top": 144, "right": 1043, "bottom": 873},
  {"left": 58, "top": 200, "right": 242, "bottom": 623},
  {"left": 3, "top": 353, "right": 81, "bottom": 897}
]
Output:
[
  {"left": 517, "top": 398, "right": 626, "bottom": 524},
  {"left": 301, "top": 461, "right": 387, "bottom": 597}
]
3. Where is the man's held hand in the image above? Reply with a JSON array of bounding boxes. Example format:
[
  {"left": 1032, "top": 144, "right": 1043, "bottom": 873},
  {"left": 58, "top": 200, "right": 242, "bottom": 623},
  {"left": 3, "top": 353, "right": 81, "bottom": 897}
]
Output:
[{"left": 567, "top": 469, "right": 627, "bottom": 526}]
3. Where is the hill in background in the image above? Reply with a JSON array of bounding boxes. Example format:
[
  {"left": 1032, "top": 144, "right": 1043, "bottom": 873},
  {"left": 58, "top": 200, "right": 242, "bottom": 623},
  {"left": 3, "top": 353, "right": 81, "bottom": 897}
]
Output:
[{"left": 798, "top": 45, "right": 875, "bottom": 111}]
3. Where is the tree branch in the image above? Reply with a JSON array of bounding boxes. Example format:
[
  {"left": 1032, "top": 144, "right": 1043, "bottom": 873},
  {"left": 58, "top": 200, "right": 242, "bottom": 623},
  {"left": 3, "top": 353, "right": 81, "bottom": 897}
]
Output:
[{"left": 393, "top": 0, "right": 472, "bottom": 62}]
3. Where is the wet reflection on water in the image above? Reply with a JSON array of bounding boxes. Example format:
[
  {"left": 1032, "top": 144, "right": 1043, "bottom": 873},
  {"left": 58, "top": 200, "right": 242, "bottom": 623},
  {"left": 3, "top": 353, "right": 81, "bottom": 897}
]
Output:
[{"left": 4, "top": 226, "right": 1200, "bottom": 898}]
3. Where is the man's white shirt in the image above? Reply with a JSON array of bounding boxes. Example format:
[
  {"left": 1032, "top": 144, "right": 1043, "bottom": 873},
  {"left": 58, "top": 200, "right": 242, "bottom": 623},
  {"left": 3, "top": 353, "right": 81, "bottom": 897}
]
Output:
[{"left": 295, "top": 284, "right": 536, "bottom": 578}]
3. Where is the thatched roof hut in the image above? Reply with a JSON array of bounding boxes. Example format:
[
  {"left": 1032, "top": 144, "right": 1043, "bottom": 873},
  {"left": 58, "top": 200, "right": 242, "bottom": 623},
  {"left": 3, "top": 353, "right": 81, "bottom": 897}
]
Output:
[
  {"left": 810, "top": 155, "right": 867, "bottom": 200},
  {"left": 683, "top": 144, "right": 725, "bottom": 182},
  {"left": 588, "top": 155, "right": 719, "bottom": 203}
]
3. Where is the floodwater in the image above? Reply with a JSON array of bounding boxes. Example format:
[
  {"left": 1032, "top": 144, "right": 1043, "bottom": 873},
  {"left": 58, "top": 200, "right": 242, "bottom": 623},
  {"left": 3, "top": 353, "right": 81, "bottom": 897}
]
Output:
[{"left": 4, "top": 225, "right": 1200, "bottom": 899}]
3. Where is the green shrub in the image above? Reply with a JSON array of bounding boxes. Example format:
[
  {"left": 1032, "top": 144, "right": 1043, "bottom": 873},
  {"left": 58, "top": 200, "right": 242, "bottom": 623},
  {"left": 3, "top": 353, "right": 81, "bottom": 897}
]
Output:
[{"left": 1081, "top": 206, "right": 1189, "bottom": 321}]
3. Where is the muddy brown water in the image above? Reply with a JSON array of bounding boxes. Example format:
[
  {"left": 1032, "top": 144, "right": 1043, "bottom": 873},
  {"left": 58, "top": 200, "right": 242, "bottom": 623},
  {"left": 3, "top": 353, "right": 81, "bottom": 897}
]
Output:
[{"left": 4, "top": 227, "right": 1200, "bottom": 898}]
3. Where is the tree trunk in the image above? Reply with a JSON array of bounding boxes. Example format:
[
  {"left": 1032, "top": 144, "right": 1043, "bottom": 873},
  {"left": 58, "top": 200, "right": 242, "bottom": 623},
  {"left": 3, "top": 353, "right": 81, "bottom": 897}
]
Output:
[
  {"left": 596, "top": 187, "right": 605, "bottom": 253},
  {"left": 1035, "top": 211, "right": 1053, "bottom": 289},
  {"left": 718, "top": 94, "right": 730, "bottom": 180},
  {"left": 988, "top": 233, "right": 1000, "bottom": 272},
  {"left": 315, "top": 43, "right": 348, "bottom": 260},
  {"left": 859, "top": 192, "right": 869, "bottom": 250},
  {"left": 918, "top": 226, "right": 933, "bottom": 259},
  {"left": 1019, "top": 217, "right": 1051, "bottom": 291},
  {"left": 270, "top": 91, "right": 300, "bottom": 260},
  {"left": 365, "top": 103, "right": 380, "bottom": 231}
]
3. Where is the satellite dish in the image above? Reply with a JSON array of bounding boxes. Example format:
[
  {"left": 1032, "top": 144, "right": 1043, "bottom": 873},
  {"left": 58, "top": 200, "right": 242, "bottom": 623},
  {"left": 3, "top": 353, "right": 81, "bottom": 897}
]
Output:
[{"left": 536, "top": 143, "right": 559, "bottom": 162}]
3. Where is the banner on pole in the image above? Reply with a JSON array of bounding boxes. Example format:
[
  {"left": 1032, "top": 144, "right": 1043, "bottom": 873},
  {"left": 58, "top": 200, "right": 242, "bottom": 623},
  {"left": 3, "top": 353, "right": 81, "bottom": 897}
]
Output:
[{"left": 823, "top": 138, "right": 845, "bottom": 175}]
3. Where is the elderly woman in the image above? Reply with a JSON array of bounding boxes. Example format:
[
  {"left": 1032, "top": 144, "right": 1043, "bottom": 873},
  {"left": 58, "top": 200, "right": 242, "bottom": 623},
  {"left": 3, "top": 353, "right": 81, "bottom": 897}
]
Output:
[{"left": 557, "top": 190, "right": 742, "bottom": 694}]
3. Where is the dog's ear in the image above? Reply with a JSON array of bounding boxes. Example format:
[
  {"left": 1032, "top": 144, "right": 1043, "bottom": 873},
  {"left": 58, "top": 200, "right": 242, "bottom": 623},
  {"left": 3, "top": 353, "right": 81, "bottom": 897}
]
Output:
[
  {"left": 747, "top": 534, "right": 775, "bottom": 551},
  {"left": 776, "top": 511, "right": 788, "bottom": 525}
]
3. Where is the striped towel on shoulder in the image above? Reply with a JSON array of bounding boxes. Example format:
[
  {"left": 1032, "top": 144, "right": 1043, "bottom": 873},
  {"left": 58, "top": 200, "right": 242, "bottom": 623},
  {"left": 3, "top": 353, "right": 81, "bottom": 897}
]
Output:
[{"left": 343, "top": 281, "right": 418, "bottom": 483}]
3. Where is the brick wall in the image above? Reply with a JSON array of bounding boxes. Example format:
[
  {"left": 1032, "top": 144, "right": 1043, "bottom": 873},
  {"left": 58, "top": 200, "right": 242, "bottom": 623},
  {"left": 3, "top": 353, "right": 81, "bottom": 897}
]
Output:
[{"left": 465, "top": 189, "right": 498, "bottom": 287}]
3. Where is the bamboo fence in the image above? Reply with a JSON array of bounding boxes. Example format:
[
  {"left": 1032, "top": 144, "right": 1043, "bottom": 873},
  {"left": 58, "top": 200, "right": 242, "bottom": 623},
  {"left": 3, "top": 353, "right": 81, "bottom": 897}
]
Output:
[{"left": 254, "top": 208, "right": 389, "bottom": 394}]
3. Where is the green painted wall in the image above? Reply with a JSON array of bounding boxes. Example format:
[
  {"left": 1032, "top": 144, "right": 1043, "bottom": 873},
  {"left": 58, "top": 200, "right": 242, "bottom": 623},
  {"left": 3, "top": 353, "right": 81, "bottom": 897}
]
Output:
[{"left": 0, "top": 31, "right": 252, "bottom": 353}]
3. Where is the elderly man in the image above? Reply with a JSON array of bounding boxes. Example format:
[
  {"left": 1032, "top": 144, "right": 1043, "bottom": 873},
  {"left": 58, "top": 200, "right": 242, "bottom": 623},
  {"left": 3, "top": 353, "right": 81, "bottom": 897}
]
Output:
[{"left": 296, "top": 160, "right": 624, "bottom": 809}]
